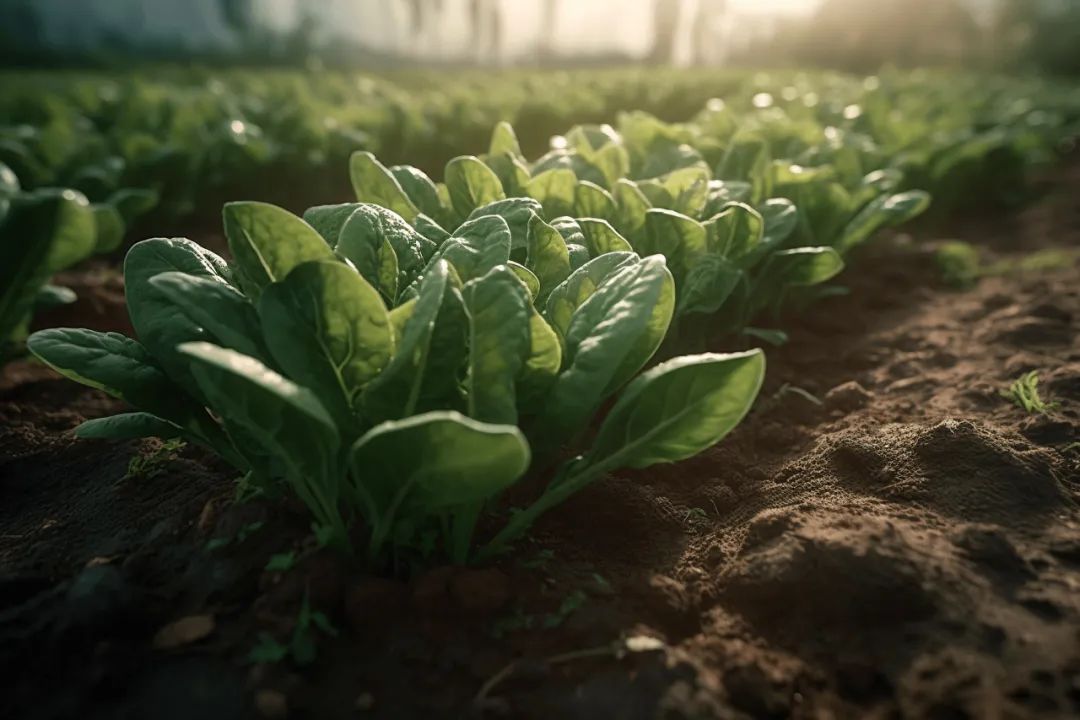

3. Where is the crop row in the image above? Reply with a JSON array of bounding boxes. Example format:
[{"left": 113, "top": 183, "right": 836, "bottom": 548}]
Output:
[{"left": 6, "top": 71, "right": 1080, "bottom": 565}]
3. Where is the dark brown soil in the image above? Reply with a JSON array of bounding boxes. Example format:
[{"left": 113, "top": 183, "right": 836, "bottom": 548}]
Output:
[{"left": 1, "top": 160, "right": 1078, "bottom": 720}]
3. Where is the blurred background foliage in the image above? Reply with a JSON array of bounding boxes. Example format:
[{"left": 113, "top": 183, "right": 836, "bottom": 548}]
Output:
[{"left": 0, "top": 0, "right": 1077, "bottom": 75}]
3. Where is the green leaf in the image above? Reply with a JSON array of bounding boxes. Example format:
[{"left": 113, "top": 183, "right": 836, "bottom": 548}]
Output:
[
  {"left": 461, "top": 266, "right": 531, "bottom": 424},
  {"left": 525, "top": 169, "right": 576, "bottom": 219},
  {"left": 362, "top": 260, "right": 467, "bottom": 422},
  {"left": 760, "top": 247, "right": 845, "bottom": 287},
  {"left": 389, "top": 165, "right": 443, "bottom": 221},
  {"left": 445, "top": 156, "right": 505, "bottom": 220},
  {"left": 149, "top": 271, "right": 268, "bottom": 360},
  {"left": 518, "top": 308, "right": 562, "bottom": 411},
  {"left": 223, "top": 202, "right": 334, "bottom": 300},
  {"left": 612, "top": 179, "right": 651, "bottom": 240},
  {"left": 466, "top": 197, "right": 542, "bottom": 252},
  {"left": 543, "top": 251, "right": 639, "bottom": 340},
  {"left": 336, "top": 204, "right": 426, "bottom": 301},
  {"left": 489, "top": 121, "right": 523, "bottom": 158},
  {"left": 574, "top": 181, "right": 617, "bottom": 220},
  {"left": 259, "top": 261, "right": 393, "bottom": 429},
  {"left": 108, "top": 188, "right": 158, "bottom": 225},
  {"left": 414, "top": 213, "right": 451, "bottom": 250},
  {"left": 538, "top": 256, "right": 675, "bottom": 444},
  {"left": 585, "top": 351, "right": 764, "bottom": 469},
  {"left": 508, "top": 262, "right": 540, "bottom": 301},
  {"left": 349, "top": 410, "right": 529, "bottom": 526},
  {"left": 349, "top": 151, "right": 419, "bottom": 223},
  {"left": 302, "top": 203, "right": 361, "bottom": 245},
  {"left": 676, "top": 254, "right": 742, "bottom": 316},
  {"left": 92, "top": 203, "right": 125, "bottom": 254},
  {"left": 75, "top": 412, "right": 183, "bottom": 441},
  {"left": 839, "top": 190, "right": 930, "bottom": 252},
  {"left": 703, "top": 202, "right": 763, "bottom": 259},
  {"left": 27, "top": 329, "right": 215, "bottom": 439},
  {"left": 0, "top": 190, "right": 96, "bottom": 342},
  {"left": 123, "top": 237, "right": 232, "bottom": 386},
  {"left": 641, "top": 209, "right": 708, "bottom": 287},
  {"left": 525, "top": 214, "right": 571, "bottom": 303},
  {"left": 578, "top": 218, "right": 633, "bottom": 256},
  {"left": 428, "top": 215, "right": 511, "bottom": 282},
  {"left": 179, "top": 342, "right": 344, "bottom": 538},
  {"left": 34, "top": 284, "right": 76, "bottom": 310}
]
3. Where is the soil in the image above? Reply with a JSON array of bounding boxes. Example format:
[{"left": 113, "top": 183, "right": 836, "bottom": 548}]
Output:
[{"left": 1, "top": 159, "right": 1078, "bottom": 720}]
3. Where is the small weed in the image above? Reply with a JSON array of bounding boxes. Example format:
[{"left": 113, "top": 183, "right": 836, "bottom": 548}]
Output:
[
  {"left": 935, "top": 240, "right": 981, "bottom": 289},
  {"left": 265, "top": 551, "right": 298, "bottom": 572},
  {"left": 247, "top": 592, "right": 337, "bottom": 666},
  {"left": 123, "top": 439, "right": 185, "bottom": 481},
  {"left": 206, "top": 520, "right": 266, "bottom": 551},
  {"left": 1001, "top": 371, "right": 1059, "bottom": 414}
]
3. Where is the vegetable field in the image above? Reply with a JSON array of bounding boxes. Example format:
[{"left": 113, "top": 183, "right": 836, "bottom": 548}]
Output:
[{"left": 2, "top": 65, "right": 1080, "bottom": 720}]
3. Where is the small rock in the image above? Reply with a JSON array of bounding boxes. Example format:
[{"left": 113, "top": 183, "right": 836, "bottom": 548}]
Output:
[
  {"left": 450, "top": 569, "right": 511, "bottom": 614},
  {"left": 254, "top": 689, "right": 288, "bottom": 719},
  {"left": 825, "top": 381, "right": 873, "bottom": 412},
  {"left": 344, "top": 577, "right": 408, "bottom": 631},
  {"left": 412, "top": 566, "right": 456, "bottom": 614},
  {"left": 153, "top": 614, "right": 216, "bottom": 650}
]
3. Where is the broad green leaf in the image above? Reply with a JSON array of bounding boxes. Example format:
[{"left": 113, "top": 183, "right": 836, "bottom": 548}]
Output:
[
  {"left": 717, "top": 136, "right": 771, "bottom": 204},
  {"left": 466, "top": 197, "right": 542, "bottom": 251},
  {"left": 518, "top": 308, "right": 562, "bottom": 411},
  {"left": 585, "top": 351, "right": 764, "bottom": 470},
  {"left": 303, "top": 203, "right": 362, "bottom": 245},
  {"left": 485, "top": 153, "right": 531, "bottom": 198},
  {"left": 0, "top": 190, "right": 95, "bottom": 342},
  {"left": 676, "top": 254, "right": 742, "bottom": 316},
  {"left": 526, "top": 214, "right": 571, "bottom": 303},
  {"left": 612, "top": 179, "right": 651, "bottom": 240},
  {"left": 75, "top": 412, "right": 182, "bottom": 441},
  {"left": 544, "top": 251, "right": 639, "bottom": 340},
  {"left": 108, "top": 188, "right": 158, "bottom": 225},
  {"left": 508, "top": 262, "right": 540, "bottom": 301},
  {"left": 703, "top": 202, "right": 763, "bottom": 259},
  {"left": 446, "top": 156, "right": 505, "bottom": 219},
  {"left": 349, "top": 151, "right": 419, "bottom": 223},
  {"left": 587, "top": 142, "right": 630, "bottom": 189},
  {"left": 124, "top": 237, "right": 232, "bottom": 386},
  {"left": 414, "top": 213, "right": 451, "bottom": 250},
  {"left": 578, "top": 218, "right": 633, "bottom": 256},
  {"left": 551, "top": 217, "right": 585, "bottom": 247},
  {"left": 149, "top": 271, "right": 267, "bottom": 360},
  {"left": 179, "top": 342, "right": 343, "bottom": 535},
  {"left": 641, "top": 209, "right": 708, "bottom": 287},
  {"left": 567, "top": 243, "right": 590, "bottom": 272},
  {"left": 525, "top": 169, "right": 576, "bottom": 219},
  {"left": 839, "top": 190, "right": 931, "bottom": 252},
  {"left": 336, "top": 204, "right": 426, "bottom": 301},
  {"left": 223, "top": 202, "right": 334, "bottom": 300},
  {"left": 574, "top": 181, "right": 616, "bottom": 220},
  {"left": 259, "top": 260, "right": 393, "bottom": 429},
  {"left": 92, "top": 204, "right": 125, "bottom": 254},
  {"left": 349, "top": 410, "right": 529, "bottom": 517},
  {"left": 390, "top": 165, "right": 443, "bottom": 221},
  {"left": 362, "top": 260, "right": 467, "bottom": 422},
  {"left": 489, "top": 121, "right": 522, "bottom": 158},
  {"left": 759, "top": 198, "right": 798, "bottom": 249},
  {"left": 752, "top": 247, "right": 845, "bottom": 315},
  {"left": 461, "top": 266, "right": 531, "bottom": 424},
  {"left": 27, "top": 328, "right": 218, "bottom": 441},
  {"left": 538, "top": 256, "right": 675, "bottom": 443},
  {"left": 428, "top": 215, "right": 511, "bottom": 282}
]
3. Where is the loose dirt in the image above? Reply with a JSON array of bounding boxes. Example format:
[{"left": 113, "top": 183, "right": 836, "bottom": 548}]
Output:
[{"left": 1, "top": 160, "right": 1077, "bottom": 720}]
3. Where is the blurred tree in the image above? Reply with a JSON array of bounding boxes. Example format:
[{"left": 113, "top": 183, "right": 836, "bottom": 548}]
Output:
[
  {"left": 692, "top": 0, "right": 728, "bottom": 66},
  {"left": 997, "top": 0, "right": 1080, "bottom": 75},
  {"left": 649, "top": 0, "right": 684, "bottom": 64},
  {"left": 785, "top": 0, "right": 980, "bottom": 71},
  {"left": 538, "top": 0, "right": 559, "bottom": 60},
  {"left": 220, "top": 0, "right": 257, "bottom": 34},
  {"left": 467, "top": 0, "right": 502, "bottom": 62}
]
